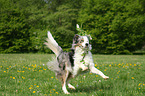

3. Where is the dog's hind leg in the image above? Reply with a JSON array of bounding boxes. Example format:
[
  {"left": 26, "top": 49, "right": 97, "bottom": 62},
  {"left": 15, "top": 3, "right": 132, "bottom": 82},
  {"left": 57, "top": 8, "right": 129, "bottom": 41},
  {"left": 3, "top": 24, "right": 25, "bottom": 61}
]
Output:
[
  {"left": 90, "top": 66, "right": 109, "bottom": 80},
  {"left": 62, "top": 70, "right": 70, "bottom": 94},
  {"left": 67, "top": 74, "right": 76, "bottom": 90}
]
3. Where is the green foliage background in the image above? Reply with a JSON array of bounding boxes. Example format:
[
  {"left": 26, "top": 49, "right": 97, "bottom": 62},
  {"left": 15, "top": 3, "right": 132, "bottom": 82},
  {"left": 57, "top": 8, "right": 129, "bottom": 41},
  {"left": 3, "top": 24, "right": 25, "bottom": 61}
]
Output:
[{"left": 0, "top": 0, "right": 145, "bottom": 54}]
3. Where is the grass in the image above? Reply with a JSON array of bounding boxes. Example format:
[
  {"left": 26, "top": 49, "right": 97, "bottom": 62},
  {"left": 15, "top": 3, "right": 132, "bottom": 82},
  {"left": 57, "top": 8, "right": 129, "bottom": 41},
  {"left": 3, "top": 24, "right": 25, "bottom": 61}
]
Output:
[{"left": 0, "top": 54, "right": 145, "bottom": 96}]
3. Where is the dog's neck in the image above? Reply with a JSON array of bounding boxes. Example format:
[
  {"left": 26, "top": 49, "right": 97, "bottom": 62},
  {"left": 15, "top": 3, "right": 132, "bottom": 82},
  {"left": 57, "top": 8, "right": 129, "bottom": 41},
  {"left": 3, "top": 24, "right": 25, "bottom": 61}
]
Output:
[{"left": 74, "top": 46, "right": 89, "bottom": 56}]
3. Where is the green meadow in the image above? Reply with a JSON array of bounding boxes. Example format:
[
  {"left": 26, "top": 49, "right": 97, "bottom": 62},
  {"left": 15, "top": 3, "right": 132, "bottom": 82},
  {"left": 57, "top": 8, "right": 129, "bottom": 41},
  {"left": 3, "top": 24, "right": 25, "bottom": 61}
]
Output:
[{"left": 0, "top": 54, "right": 145, "bottom": 96}]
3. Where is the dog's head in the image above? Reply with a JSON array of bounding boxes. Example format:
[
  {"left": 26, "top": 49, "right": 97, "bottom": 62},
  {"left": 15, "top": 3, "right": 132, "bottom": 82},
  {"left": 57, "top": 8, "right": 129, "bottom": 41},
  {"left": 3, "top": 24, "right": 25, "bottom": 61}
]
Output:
[{"left": 72, "top": 34, "right": 92, "bottom": 50}]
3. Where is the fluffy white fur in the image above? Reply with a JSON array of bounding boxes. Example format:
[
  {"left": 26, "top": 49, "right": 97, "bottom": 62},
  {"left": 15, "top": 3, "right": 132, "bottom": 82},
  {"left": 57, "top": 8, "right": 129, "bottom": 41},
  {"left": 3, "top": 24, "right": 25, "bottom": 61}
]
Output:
[
  {"left": 72, "top": 36, "right": 109, "bottom": 79},
  {"left": 45, "top": 30, "right": 109, "bottom": 94}
]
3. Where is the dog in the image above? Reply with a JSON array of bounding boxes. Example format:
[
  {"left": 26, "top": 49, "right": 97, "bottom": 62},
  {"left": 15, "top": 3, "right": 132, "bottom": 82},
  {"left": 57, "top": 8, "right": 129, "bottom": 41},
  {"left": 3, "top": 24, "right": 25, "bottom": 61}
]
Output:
[{"left": 44, "top": 26, "right": 109, "bottom": 94}]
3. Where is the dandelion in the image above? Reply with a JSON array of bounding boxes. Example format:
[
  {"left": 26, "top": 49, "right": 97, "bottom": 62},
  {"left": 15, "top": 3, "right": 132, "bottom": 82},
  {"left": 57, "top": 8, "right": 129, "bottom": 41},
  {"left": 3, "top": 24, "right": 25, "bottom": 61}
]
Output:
[
  {"left": 22, "top": 76, "right": 25, "bottom": 79},
  {"left": 29, "top": 87, "right": 32, "bottom": 89},
  {"left": 13, "top": 77, "right": 15, "bottom": 79},
  {"left": 33, "top": 91, "right": 36, "bottom": 93},
  {"left": 10, "top": 76, "right": 12, "bottom": 78},
  {"left": 53, "top": 89, "right": 55, "bottom": 91},
  {"left": 22, "top": 71, "right": 25, "bottom": 73},
  {"left": 95, "top": 64, "right": 97, "bottom": 67},
  {"left": 39, "top": 70, "right": 43, "bottom": 72},
  {"left": 109, "top": 65, "right": 111, "bottom": 67},
  {"left": 138, "top": 83, "right": 142, "bottom": 86},
  {"left": 56, "top": 92, "right": 59, "bottom": 94},
  {"left": 131, "top": 77, "right": 134, "bottom": 79},
  {"left": 51, "top": 77, "right": 54, "bottom": 79},
  {"left": 37, "top": 86, "right": 39, "bottom": 88},
  {"left": 4, "top": 71, "right": 6, "bottom": 73},
  {"left": 43, "top": 68, "right": 46, "bottom": 71}
]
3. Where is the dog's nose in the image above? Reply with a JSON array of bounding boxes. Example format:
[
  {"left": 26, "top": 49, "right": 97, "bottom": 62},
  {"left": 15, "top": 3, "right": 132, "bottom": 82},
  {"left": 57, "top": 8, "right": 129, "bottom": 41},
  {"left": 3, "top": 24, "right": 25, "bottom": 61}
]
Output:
[{"left": 85, "top": 43, "right": 89, "bottom": 46}]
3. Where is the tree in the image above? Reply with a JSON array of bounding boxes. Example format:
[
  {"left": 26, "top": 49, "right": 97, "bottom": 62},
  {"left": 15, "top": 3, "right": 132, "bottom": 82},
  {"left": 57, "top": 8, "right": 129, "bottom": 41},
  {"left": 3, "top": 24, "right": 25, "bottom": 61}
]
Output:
[
  {"left": 46, "top": 4, "right": 78, "bottom": 50},
  {"left": 78, "top": 0, "right": 145, "bottom": 54},
  {"left": 0, "top": 0, "right": 31, "bottom": 53}
]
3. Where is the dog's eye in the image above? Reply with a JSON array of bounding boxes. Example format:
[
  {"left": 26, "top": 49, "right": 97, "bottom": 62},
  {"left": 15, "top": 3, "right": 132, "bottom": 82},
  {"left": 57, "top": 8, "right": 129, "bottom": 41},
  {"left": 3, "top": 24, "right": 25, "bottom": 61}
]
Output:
[{"left": 80, "top": 39, "right": 84, "bottom": 43}]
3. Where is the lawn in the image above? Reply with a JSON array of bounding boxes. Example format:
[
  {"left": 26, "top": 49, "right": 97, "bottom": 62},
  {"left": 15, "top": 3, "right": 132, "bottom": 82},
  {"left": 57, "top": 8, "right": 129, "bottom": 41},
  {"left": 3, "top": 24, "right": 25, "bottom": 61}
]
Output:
[{"left": 0, "top": 54, "right": 145, "bottom": 96}]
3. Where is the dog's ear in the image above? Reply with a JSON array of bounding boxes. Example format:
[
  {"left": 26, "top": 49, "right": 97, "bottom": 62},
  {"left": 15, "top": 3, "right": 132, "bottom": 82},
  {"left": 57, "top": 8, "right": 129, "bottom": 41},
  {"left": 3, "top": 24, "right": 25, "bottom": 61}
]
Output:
[
  {"left": 71, "top": 34, "right": 80, "bottom": 50},
  {"left": 73, "top": 34, "right": 80, "bottom": 44}
]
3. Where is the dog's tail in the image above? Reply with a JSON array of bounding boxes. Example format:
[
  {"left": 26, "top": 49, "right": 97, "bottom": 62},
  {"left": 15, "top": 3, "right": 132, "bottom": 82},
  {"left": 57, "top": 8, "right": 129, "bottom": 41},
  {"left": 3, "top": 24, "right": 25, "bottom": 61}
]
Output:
[
  {"left": 44, "top": 31, "right": 62, "bottom": 57},
  {"left": 44, "top": 31, "right": 62, "bottom": 72}
]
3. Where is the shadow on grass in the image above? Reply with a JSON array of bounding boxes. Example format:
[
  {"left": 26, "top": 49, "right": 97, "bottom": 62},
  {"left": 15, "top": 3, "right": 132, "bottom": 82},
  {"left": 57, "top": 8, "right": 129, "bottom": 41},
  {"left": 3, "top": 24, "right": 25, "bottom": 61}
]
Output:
[{"left": 69, "top": 83, "right": 112, "bottom": 93}]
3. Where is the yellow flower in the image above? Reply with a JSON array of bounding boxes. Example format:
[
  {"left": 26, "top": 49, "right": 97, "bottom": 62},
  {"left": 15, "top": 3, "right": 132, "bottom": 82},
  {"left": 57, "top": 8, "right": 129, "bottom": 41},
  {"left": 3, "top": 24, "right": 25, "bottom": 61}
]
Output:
[
  {"left": 43, "top": 68, "right": 46, "bottom": 70},
  {"left": 109, "top": 65, "right": 111, "bottom": 67},
  {"left": 53, "top": 89, "right": 55, "bottom": 91},
  {"left": 29, "top": 87, "right": 32, "bottom": 89},
  {"left": 51, "top": 77, "right": 54, "bottom": 79},
  {"left": 13, "top": 77, "right": 15, "bottom": 79},
  {"left": 33, "top": 91, "right": 36, "bottom": 93},
  {"left": 56, "top": 92, "right": 58, "bottom": 94},
  {"left": 37, "top": 86, "right": 39, "bottom": 87},
  {"left": 22, "top": 76, "right": 25, "bottom": 79},
  {"left": 95, "top": 64, "right": 97, "bottom": 67},
  {"left": 131, "top": 77, "right": 134, "bottom": 79},
  {"left": 4, "top": 71, "right": 6, "bottom": 73},
  {"left": 10, "top": 76, "right": 12, "bottom": 78}
]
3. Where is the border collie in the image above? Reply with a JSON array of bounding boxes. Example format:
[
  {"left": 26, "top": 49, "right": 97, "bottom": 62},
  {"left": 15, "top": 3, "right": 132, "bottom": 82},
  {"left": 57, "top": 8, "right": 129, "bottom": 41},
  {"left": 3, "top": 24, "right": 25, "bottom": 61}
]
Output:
[{"left": 44, "top": 25, "right": 109, "bottom": 94}]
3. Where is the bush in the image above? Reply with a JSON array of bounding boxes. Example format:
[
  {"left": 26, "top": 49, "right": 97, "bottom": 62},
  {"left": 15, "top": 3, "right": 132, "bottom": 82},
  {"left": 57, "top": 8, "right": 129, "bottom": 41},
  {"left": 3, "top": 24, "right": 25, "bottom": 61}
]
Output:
[{"left": 78, "top": 0, "right": 145, "bottom": 54}]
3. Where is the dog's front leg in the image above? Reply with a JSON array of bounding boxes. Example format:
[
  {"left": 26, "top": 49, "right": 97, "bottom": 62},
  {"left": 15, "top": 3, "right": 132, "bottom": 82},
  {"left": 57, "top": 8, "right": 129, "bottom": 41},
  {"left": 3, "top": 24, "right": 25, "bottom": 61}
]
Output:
[
  {"left": 90, "top": 66, "right": 109, "bottom": 80},
  {"left": 62, "top": 70, "right": 70, "bottom": 94}
]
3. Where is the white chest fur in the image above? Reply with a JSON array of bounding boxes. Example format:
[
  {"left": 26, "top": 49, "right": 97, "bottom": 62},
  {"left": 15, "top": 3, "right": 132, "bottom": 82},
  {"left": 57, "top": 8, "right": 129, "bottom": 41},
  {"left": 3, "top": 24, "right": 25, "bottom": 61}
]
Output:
[{"left": 72, "top": 47, "right": 94, "bottom": 77}]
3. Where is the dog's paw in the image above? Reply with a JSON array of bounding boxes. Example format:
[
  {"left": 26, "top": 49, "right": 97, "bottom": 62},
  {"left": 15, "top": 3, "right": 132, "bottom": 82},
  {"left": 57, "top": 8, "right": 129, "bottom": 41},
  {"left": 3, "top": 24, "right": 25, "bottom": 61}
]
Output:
[
  {"left": 65, "top": 92, "right": 70, "bottom": 94},
  {"left": 104, "top": 76, "right": 109, "bottom": 80},
  {"left": 68, "top": 84, "right": 76, "bottom": 90},
  {"left": 82, "top": 67, "right": 88, "bottom": 71}
]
